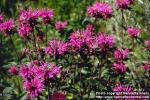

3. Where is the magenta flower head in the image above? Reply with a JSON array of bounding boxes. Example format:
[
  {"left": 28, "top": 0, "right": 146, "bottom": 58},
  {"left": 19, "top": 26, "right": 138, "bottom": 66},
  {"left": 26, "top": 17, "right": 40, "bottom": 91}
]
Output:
[
  {"left": 69, "top": 29, "right": 94, "bottom": 51},
  {"left": 0, "top": 19, "right": 15, "bottom": 36},
  {"left": 0, "top": 14, "right": 4, "bottom": 23},
  {"left": 55, "top": 21, "right": 68, "bottom": 32},
  {"left": 19, "top": 61, "right": 61, "bottom": 98},
  {"left": 18, "top": 9, "right": 39, "bottom": 26},
  {"left": 45, "top": 39, "right": 69, "bottom": 57},
  {"left": 52, "top": 92, "right": 66, "bottom": 100},
  {"left": 113, "top": 63, "right": 127, "bottom": 74},
  {"left": 116, "top": 0, "right": 134, "bottom": 9},
  {"left": 85, "top": 24, "right": 95, "bottom": 33},
  {"left": 143, "top": 63, "right": 150, "bottom": 71},
  {"left": 145, "top": 40, "right": 150, "bottom": 51},
  {"left": 23, "top": 79, "right": 44, "bottom": 97},
  {"left": 113, "top": 84, "right": 134, "bottom": 100},
  {"left": 127, "top": 27, "right": 141, "bottom": 38},
  {"left": 8, "top": 66, "right": 19, "bottom": 75},
  {"left": 113, "top": 84, "right": 133, "bottom": 93},
  {"left": 87, "top": 2, "right": 113, "bottom": 19},
  {"left": 96, "top": 33, "right": 115, "bottom": 51},
  {"left": 114, "top": 48, "right": 129, "bottom": 62},
  {"left": 46, "top": 65, "right": 61, "bottom": 79},
  {"left": 19, "top": 65, "right": 33, "bottom": 80},
  {"left": 18, "top": 24, "right": 33, "bottom": 38},
  {"left": 39, "top": 8, "right": 54, "bottom": 24}
]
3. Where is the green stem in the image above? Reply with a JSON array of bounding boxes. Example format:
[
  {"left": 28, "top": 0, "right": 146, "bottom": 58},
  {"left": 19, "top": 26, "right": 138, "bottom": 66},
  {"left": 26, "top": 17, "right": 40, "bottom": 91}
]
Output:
[
  {"left": 9, "top": 35, "right": 20, "bottom": 63},
  {"left": 79, "top": 67, "right": 82, "bottom": 98},
  {"left": 24, "top": 40, "right": 32, "bottom": 61},
  {"left": 121, "top": 10, "right": 125, "bottom": 47},
  {"left": 45, "top": 25, "right": 48, "bottom": 46}
]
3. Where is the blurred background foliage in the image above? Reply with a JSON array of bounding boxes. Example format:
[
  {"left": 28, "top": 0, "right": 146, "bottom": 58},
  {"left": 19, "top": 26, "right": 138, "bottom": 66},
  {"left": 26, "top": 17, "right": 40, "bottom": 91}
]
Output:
[{"left": 0, "top": 0, "right": 150, "bottom": 99}]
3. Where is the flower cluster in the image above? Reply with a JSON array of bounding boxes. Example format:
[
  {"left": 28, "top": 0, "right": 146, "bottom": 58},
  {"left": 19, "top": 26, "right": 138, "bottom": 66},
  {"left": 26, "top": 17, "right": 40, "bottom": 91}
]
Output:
[
  {"left": 127, "top": 27, "right": 141, "bottom": 38},
  {"left": 96, "top": 33, "right": 115, "bottom": 51},
  {"left": 69, "top": 29, "right": 94, "bottom": 51},
  {"left": 113, "top": 84, "right": 133, "bottom": 92},
  {"left": 0, "top": 19, "right": 15, "bottom": 36},
  {"left": 23, "top": 78, "right": 44, "bottom": 98},
  {"left": 19, "top": 61, "right": 61, "bottom": 97},
  {"left": 114, "top": 48, "right": 129, "bottom": 62},
  {"left": 55, "top": 21, "right": 68, "bottom": 32},
  {"left": 45, "top": 39, "right": 69, "bottom": 58},
  {"left": 18, "top": 8, "right": 54, "bottom": 38},
  {"left": 113, "top": 48, "right": 130, "bottom": 74},
  {"left": 39, "top": 8, "right": 54, "bottom": 24},
  {"left": 116, "top": 0, "right": 134, "bottom": 9},
  {"left": 113, "top": 63, "right": 127, "bottom": 74},
  {"left": 87, "top": 2, "right": 113, "bottom": 19},
  {"left": 113, "top": 84, "right": 133, "bottom": 99}
]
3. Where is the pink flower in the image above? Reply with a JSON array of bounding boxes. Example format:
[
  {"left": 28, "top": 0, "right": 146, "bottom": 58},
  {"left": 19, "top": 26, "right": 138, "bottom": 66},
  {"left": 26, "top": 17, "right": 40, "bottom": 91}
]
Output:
[
  {"left": 55, "top": 21, "right": 68, "bottom": 32},
  {"left": 113, "top": 63, "right": 127, "bottom": 74},
  {"left": 39, "top": 8, "right": 54, "bottom": 24},
  {"left": 143, "top": 63, "right": 150, "bottom": 71},
  {"left": 23, "top": 79, "right": 44, "bottom": 97},
  {"left": 0, "top": 14, "right": 4, "bottom": 23},
  {"left": 52, "top": 92, "right": 66, "bottom": 100},
  {"left": 18, "top": 24, "right": 33, "bottom": 38},
  {"left": 87, "top": 2, "right": 113, "bottom": 19},
  {"left": 47, "top": 66, "right": 61, "bottom": 79},
  {"left": 114, "top": 48, "right": 129, "bottom": 62},
  {"left": 18, "top": 9, "right": 43, "bottom": 38},
  {"left": 116, "top": 0, "right": 134, "bottom": 9},
  {"left": 20, "top": 61, "right": 61, "bottom": 81},
  {"left": 18, "top": 9, "right": 39, "bottom": 26},
  {"left": 19, "top": 66, "right": 33, "bottom": 80},
  {"left": 19, "top": 61, "right": 61, "bottom": 98},
  {"left": 85, "top": 24, "right": 95, "bottom": 33},
  {"left": 96, "top": 33, "right": 115, "bottom": 51},
  {"left": 113, "top": 84, "right": 133, "bottom": 92},
  {"left": 69, "top": 30, "right": 94, "bottom": 51},
  {"left": 145, "top": 40, "right": 150, "bottom": 51},
  {"left": 127, "top": 27, "right": 141, "bottom": 38},
  {"left": 113, "top": 84, "right": 134, "bottom": 100},
  {"left": 0, "top": 19, "right": 15, "bottom": 36},
  {"left": 45, "top": 40, "right": 69, "bottom": 57},
  {"left": 9, "top": 66, "right": 19, "bottom": 75}
]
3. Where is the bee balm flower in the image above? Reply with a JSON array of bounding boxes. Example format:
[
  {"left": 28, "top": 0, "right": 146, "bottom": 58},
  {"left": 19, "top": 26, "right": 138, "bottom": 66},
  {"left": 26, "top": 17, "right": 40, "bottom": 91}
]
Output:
[
  {"left": 116, "top": 0, "right": 134, "bottom": 9},
  {"left": 23, "top": 79, "right": 44, "bottom": 97},
  {"left": 113, "top": 84, "right": 133, "bottom": 92},
  {"left": 87, "top": 2, "right": 113, "bottom": 19},
  {"left": 55, "top": 21, "right": 68, "bottom": 32},
  {"left": 114, "top": 48, "right": 129, "bottom": 62},
  {"left": 96, "top": 33, "right": 115, "bottom": 51},
  {"left": 45, "top": 40, "right": 69, "bottom": 57},
  {"left": 113, "top": 63, "right": 127, "bottom": 74},
  {"left": 127, "top": 27, "right": 141, "bottom": 38},
  {"left": 0, "top": 19, "right": 15, "bottom": 36}
]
